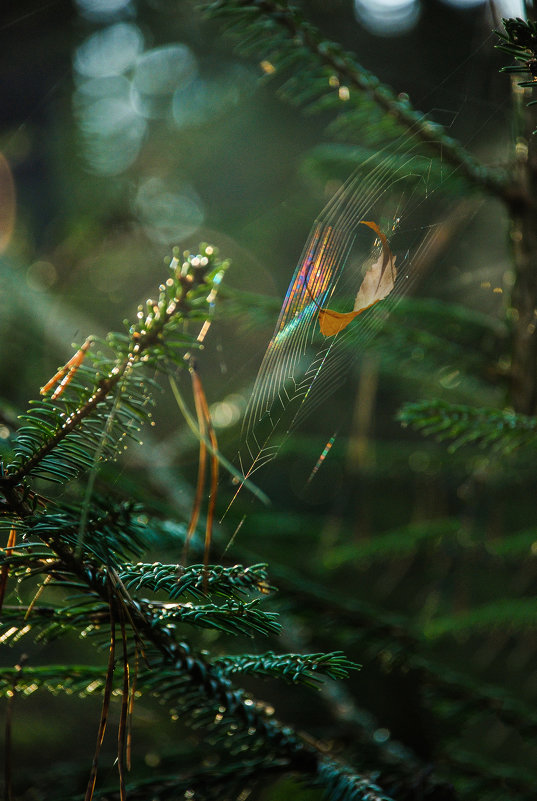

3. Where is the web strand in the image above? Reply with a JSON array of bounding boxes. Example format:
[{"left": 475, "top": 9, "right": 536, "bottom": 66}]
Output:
[{"left": 235, "top": 141, "right": 463, "bottom": 500}]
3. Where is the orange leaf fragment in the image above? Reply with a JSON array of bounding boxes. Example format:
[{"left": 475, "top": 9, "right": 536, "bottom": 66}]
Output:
[
  {"left": 318, "top": 308, "right": 361, "bottom": 337},
  {"left": 318, "top": 220, "right": 396, "bottom": 337}
]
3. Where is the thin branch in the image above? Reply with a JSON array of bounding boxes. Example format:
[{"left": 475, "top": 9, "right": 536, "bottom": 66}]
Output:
[
  {"left": 204, "top": 0, "right": 523, "bottom": 205},
  {"left": 2, "top": 483, "right": 394, "bottom": 800},
  {"left": 0, "top": 254, "right": 215, "bottom": 489}
]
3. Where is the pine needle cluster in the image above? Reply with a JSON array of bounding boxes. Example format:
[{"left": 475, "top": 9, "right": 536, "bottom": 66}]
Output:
[{"left": 0, "top": 247, "right": 373, "bottom": 801}]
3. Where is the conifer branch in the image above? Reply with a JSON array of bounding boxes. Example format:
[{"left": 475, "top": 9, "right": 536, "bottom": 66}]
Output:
[
  {"left": 398, "top": 399, "right": 537, "bottom": 453},
  {"left": 0, "top": 244, "right": 388, "bottom": 797},
  {"left": 45, "top": 554, "right": 382, "bottom": 799},
  {"left": 118, "top": 561, "right": 275, "bottom": 600},
  {"left": 145, "top": 516, "right": 537, "bottom": 751},
  {"left": 0, "top": 505, "right": 383, "bottom": 800},
  {"left": 496, "top": 17, "right": 537, "bottom": 130},
  {"left": 203, "top": 0, "right": 518, "bottom": 204},
  {"left": 211, "top": 650, "right": 358, "bottom": 686},
  {"left": 0, "top": 246, "right": 229, "bottom": 489},
  {"left": 0, "top": 652, "right": 359, "bottom": 695}
]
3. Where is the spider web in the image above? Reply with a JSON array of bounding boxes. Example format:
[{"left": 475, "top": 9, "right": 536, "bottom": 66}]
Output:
[{"left": 236, "top": 142, "right": 460, "bottom": 492}]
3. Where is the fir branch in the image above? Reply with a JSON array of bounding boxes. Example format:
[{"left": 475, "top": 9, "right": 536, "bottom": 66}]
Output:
[
  {"left": 0, "top": 652, "right": 359, "bottom": 697},
  {"left": 0, "top": 665, "right": 108, "bottom": 698},
  {"left": 211, "top": 650, "right": 360, "bottom": 686},
  {"left": 203, "top": 0, "right": 514, "bottom": 202},
  {"left": 301, "top": 143, "right": 473, "bottom": 198},
  {"left": 0, "top": 542, "right": 53, "bottom": 570},
  {"left": 1, "top": 573, "right": 280, "bottom": 644},
  {"left": 398, "top": 400, "right": 537, "bottom": 453},
  {"left": 315, "top": 759, "right": 392, "bottom": 801},
  {"left": 118, "top": 561, "right": 275, "bottom": 600},
  {"left": 0, "top": 602, "right": 110, "bottom": 646},
  {"left": 26, "top": 499, "right": 148, "bottom": 565},
  {"left": 145, "top": 597, "right": 281, "bottom": 637},
  {"left": 496, "top": 17, "right": 537, "bottom": 130},
  {"left": 11, "top": 656, "right": 529, "bottom": 800},
  {"left": 144, "top": 515, "right": 537, "bottom": 747},
  {"left": 0, "top": 246, "right": 229, "bottom": 489},
  {"left": 0, "top": 239, "right": 392, "bottom": 797},
  {"left": 1, "top": 514, "right": 395, "bottom": 801}
]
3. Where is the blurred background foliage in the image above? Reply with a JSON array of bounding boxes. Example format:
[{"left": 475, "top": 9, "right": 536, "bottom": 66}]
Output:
[{"left": 2, "top": 0, "right": 537, "bottom": 799}]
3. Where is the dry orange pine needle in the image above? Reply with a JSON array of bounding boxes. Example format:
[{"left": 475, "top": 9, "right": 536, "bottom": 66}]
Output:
[{"left": 40, "top": 336, "right": 94, "bottom": 400}]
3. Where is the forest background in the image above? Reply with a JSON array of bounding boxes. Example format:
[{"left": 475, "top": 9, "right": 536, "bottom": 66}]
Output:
[{"left": 1, "top": 0, "right": 536, "bottom": 800}]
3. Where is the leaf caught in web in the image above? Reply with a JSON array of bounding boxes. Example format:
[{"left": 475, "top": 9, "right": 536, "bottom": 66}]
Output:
[
  {"left": 318, "top": 220, "right": 396, "bottom": 336},
  {"left": 231, "top": 144, "right": 457, "bottom": 505}
]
